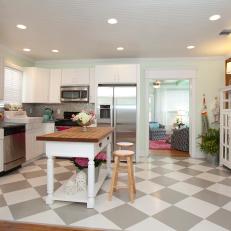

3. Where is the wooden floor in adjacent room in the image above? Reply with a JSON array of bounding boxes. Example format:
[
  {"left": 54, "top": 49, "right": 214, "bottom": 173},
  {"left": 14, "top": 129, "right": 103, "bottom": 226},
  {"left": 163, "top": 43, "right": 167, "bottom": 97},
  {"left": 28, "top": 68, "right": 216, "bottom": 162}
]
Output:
[
  {"left": 0, "top": 221, "right": 104, "bottom": 231},
  {"left": 149, "top": 149, "right": 190, "bottom": 157}
]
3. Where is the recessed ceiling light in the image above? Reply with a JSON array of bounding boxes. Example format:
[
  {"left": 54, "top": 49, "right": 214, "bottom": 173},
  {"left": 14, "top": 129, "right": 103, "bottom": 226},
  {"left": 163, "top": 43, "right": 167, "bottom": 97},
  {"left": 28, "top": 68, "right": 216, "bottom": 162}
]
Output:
[
  {"left": 117, "top": 47, "right": 124, "bottom": 51},
  {"left": 16, "top": 24, "right": 27, "bottom": 29},
  {"left": 187, "top": 45, "right": 195, "bottom": 50},
  {"left": 51, "top": 49, "right": 59, "bottom": 53},
  {"left": 107, "top": 18, "right": 118, "bottom": 24},
  {"left": 209, "top": 14, "right": 221, "bottom": 21},
  {"left": 23, "top": 48, "right": 31, "bottom": 52}
]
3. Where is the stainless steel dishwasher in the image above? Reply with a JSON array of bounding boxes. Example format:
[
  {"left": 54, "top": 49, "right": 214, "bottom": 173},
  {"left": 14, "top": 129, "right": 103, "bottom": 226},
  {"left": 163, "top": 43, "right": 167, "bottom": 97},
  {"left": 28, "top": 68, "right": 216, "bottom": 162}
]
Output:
[{"left": 3, "top": 124, "right": 26, "bottom": 171}]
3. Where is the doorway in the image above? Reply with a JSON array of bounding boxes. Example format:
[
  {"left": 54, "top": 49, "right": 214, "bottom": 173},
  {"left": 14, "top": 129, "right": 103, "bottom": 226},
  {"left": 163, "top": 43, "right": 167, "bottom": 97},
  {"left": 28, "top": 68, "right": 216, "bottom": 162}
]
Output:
[
  {"left": 148, "top": 80, "right": 190, "bottom": 157},
  {"left": 144, "top": 69, "right": 196, "bottom": 158}
]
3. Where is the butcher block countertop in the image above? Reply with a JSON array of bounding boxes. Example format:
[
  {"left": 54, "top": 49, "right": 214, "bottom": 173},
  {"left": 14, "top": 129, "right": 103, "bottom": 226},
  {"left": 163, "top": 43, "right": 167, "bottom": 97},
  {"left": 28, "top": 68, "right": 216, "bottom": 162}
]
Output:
[{"left": 36, "top": 127, "right": 114, "bottom": 143}]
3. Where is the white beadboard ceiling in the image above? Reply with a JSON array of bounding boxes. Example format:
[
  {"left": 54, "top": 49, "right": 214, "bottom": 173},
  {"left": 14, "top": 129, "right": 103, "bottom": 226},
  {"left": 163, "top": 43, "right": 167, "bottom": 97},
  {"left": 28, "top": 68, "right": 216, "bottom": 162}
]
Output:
[{"left": 0, "top": 0, "right": 231, "bottom": 60}]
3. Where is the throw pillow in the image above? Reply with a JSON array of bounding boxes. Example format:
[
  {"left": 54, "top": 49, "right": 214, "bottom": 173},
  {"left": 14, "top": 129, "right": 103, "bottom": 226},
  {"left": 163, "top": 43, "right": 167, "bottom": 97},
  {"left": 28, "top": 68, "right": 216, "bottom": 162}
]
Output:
[{"left": 150, "top": 122, "right": 159, "bottom": 129}]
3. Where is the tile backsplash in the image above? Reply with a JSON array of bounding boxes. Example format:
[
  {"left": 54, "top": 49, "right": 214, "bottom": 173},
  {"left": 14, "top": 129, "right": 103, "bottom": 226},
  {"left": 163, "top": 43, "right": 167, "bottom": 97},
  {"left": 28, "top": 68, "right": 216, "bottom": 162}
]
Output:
[{"left": 23, "top": 103, "right": 95, "bottom": 119}]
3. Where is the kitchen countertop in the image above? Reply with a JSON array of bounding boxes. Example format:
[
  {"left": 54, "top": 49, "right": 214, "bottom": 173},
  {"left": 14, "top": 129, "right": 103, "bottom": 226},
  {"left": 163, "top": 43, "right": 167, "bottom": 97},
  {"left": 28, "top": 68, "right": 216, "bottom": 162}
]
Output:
[{"left": 36, "top": 126, "right": 113, "bottom": 142}]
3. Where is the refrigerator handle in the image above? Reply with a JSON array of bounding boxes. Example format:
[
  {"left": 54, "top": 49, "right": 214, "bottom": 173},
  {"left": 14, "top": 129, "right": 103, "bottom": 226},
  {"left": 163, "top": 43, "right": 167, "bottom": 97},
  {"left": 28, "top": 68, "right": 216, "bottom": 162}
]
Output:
[
  {"left": 110, "top": 105, "right": 113, "bottom": 127},
  {"left": 113, "top": 94, "right": 117, "bottom": 151}
]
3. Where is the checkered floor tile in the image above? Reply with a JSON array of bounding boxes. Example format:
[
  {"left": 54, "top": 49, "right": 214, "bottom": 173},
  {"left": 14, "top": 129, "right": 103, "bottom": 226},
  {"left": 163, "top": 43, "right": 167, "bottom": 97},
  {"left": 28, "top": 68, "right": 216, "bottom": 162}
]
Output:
[{"left": 0, "top": 155, "right": 231, "bottom": 230}]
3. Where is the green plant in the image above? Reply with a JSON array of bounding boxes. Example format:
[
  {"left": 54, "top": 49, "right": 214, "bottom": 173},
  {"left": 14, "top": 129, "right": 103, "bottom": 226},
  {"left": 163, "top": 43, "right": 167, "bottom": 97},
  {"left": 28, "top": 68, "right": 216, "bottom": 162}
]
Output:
[{"left": 199, "top": 128, "right": 220, "bottom": 156}]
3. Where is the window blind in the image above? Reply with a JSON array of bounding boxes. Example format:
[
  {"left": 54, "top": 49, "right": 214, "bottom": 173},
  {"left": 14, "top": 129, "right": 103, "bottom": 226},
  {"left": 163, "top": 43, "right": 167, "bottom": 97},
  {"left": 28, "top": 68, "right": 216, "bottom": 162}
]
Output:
[{"left": 4, "top": 67, "right": 23, "bottom": 103}]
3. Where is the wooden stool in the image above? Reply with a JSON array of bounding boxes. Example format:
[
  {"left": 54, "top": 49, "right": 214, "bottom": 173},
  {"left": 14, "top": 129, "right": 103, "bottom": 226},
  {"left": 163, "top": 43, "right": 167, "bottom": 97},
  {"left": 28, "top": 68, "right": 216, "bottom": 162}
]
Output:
[
  {"left": 108, "top": 150, "right": 136, "bottom": 203},
  {"left": 116, "top": 142, "right": 134, "bottom": 150}
]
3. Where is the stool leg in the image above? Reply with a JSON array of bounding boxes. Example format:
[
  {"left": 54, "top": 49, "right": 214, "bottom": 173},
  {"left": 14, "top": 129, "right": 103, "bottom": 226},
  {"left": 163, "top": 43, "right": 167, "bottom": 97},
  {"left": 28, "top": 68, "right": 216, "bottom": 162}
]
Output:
[
  {"left": 127, "top": 156, "right": 134, "bottom": 203},
  {"left": 130, "top": 160, "right": 136, "bottom": 194},
  {"left": 113, "top": 157, "right": 120, "bottom": 192},
  {"left": 108, "top": 156, "right": 119, "bottom": 201}
]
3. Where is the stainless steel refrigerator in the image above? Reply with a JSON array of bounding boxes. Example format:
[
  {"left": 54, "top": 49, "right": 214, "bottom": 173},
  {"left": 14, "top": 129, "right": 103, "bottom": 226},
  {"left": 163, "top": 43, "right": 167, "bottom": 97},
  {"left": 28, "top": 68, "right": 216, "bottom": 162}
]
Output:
[{"left": 97, "top": 84, "right": 137, "bottom": 159}]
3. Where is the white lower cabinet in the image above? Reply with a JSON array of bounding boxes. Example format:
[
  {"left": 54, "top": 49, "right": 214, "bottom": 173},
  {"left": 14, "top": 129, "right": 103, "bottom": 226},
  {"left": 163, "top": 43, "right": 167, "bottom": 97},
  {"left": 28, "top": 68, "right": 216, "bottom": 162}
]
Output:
[{"left": 26, "top": 123, "right": 55, "bottom": 161}]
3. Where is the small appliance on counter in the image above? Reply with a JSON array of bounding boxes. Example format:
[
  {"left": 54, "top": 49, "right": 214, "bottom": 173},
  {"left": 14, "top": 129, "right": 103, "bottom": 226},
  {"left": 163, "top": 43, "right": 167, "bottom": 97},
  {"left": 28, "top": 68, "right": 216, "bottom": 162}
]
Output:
[{"left": 43, "top": 108, "right": 54, "bottom": 122}]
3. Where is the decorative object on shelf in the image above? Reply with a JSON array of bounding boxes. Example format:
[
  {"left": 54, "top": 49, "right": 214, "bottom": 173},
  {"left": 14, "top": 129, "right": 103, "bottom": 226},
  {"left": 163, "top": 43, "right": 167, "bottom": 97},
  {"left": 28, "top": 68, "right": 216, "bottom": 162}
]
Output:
[
  {"left": 72, "top": 110, "right": 95, "bottom": 132},
  {"left": 226, "top": 61, "right": 231, "bottom": 74},
  {"left": 212, "top": 96, "right": 220, "bottom": 124},
  {"left": 64, "top": 177, "right": 77, "bottom": 195},
  {"left": 75, "top": 170, "right": 87, "bottom": 192},
  {"left": 72, "top": 152, "right": 106, "bottom": 186},
  {"left": 43, "top": 107, "right": 54, "bottom": 122},
  {"left": 201, "top": 94, "right": 209, "bottom": 136},
  {"left": 225, "top": 58, "right": 231, "bottom": 85},
  {"left": 0, "top": 112, "right": 3, "bottom": 121},
  {"left": 198, "top": 128, "right": 220, "bottom": 165}
]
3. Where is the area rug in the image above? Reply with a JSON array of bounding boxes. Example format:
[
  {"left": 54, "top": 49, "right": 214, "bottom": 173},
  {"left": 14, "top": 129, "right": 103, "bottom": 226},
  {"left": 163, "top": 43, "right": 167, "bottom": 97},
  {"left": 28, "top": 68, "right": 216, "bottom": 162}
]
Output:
[{"left": 149, "top": 139, "right": 171, "bottom": 150}]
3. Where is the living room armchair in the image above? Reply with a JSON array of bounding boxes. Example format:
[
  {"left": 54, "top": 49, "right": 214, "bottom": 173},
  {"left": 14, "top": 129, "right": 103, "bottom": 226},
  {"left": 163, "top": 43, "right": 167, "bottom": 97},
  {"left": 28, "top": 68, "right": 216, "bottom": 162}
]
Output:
[
  {"left": 149, "top": 122, "right": 166, "bottom": 141},
  {"left": 171, "top": 127, "right": 189, "bottom": 152}
]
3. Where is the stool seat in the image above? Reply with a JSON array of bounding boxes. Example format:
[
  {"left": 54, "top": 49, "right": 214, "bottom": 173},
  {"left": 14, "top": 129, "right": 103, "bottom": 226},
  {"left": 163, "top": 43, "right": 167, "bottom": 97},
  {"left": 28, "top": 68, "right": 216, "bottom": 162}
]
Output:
[
  {"left": 116, "top": 142, "right": 134, "bottom": 147},
  {"left": 113, "top": 150, "right": 134, "bottom": 157}
]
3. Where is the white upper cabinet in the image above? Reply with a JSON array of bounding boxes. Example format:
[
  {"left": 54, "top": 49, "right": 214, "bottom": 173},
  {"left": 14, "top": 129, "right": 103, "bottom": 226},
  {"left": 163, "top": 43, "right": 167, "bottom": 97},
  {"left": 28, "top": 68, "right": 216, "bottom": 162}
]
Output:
[
  {"left": 0, "top": 56, "right": 4, "bottom": 100},
  {"left": 49, "top": 69, "right": 61, "bottom": 103},
  {"left": 23, "top": 67, "right": 50, "bottom": 103},
  {"left": 95, "top": 64, "right": 138, "bottom": 84},
  {"left": 89, "top": 68, "right": 95, "bottom": 103},
  {"left": 61, "top": 68, "right": 90, "bottom": 85},
  {"left": 95, "top": 65, "right": 117, "bottom": 83},
  {"left": 117, "top": 64, "right": 137, "bottom": 83}
]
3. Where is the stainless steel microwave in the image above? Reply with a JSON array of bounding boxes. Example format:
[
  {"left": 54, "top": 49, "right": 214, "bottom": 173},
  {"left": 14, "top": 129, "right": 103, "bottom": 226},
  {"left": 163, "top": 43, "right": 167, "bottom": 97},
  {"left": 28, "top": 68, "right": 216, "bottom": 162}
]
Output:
[{"left": 60, "top": 86, "right": 89, "bottom": 102}]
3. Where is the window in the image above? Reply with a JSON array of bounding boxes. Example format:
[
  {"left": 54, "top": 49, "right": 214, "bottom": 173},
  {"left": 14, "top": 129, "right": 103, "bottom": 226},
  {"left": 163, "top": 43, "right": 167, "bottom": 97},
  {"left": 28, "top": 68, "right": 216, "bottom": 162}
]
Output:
[{"left": 4, "top": 67, "right": 23, "bottom": 103}]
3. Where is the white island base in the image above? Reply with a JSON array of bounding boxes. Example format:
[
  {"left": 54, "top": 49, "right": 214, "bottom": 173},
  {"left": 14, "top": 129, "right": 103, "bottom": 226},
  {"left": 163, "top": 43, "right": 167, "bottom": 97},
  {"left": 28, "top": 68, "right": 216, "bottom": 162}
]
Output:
[{"left": 41, "top": 131, "right": 112, "bottom": 208}]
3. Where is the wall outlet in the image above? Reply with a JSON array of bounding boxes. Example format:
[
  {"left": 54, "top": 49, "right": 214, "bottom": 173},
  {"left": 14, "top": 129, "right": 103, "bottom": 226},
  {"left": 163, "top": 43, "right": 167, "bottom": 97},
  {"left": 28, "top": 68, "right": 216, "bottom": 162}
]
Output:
[
  {"left": 57, "top": 108, "right": 61, "bottom": 115},
  {"left": 29, "top": 108, "right": 33, "bottom": 114}
]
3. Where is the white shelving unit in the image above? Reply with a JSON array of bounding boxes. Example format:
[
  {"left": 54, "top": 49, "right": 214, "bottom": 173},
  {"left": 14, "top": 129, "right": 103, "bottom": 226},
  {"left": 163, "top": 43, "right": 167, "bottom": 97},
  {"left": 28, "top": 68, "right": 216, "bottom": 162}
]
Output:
[{"left": 220, "top": 86, "right": 231, "bottom": 169}]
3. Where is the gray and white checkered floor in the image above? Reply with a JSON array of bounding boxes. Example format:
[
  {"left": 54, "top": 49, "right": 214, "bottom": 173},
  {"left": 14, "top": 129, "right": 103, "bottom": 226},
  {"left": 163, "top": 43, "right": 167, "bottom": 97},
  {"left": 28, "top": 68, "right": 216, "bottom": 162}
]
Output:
[{"left": 1, "top": 155, "right": 231, "bottom": 231}]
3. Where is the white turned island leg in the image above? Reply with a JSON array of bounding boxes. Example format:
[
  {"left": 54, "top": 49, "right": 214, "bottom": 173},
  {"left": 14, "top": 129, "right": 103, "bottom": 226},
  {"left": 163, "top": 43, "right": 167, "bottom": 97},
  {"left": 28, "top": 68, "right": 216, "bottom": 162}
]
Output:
[
  {"left": 46, "top": 155, "right": 54, "bottom": 205},
  {"left": 106, "top": 140, "right": 112, "bottom": 178},
  {"left": 87, "top": 157, "right": 95, "bottom": 208}
]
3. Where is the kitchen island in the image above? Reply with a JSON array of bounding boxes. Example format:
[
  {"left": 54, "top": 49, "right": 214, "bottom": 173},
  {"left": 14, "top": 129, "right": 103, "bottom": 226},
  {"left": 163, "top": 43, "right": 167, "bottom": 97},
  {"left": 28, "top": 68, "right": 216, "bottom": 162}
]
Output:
[{"left": 37, "top": 127, "right": 113, "bottom": 208}]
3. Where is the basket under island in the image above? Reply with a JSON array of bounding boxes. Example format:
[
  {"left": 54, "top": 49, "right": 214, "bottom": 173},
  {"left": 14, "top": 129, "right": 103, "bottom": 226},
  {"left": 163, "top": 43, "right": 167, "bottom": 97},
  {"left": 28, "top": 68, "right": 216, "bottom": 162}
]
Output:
[{"left": 36, "top": 127, "right": 113, "bottom": 208}]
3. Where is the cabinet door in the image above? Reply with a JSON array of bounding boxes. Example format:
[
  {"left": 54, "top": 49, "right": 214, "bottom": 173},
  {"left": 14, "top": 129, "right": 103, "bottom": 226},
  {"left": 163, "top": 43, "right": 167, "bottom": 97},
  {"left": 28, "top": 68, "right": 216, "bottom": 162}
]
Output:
[
  {"left": 117, "top": 64, "right": 137, "bottom": 83},
  {"left": 25, "top": 128, "right": 34, "bottom": 161},
  {"left": 0, "top": 56, "right": 4, "bottom": 100},
  {"left": 61, "top": 68, "right": 90, "bottom": 85},
  {"left": 49, "top": 69, "right": 61, "bottom": 103},
  {"left": 89, "top": 68, "right": 95, "bottom": 103},
  {"left": 95, "top": 65, "right": 116, "bottom": 84},
  {"left": 34, "top": 68, "right": 50, "bottom": 103},
  {"left": 23, "top": 67, "right": 50, "bottom": 103},
  {"left": 22, "top": 67, "right": 36, "bottom": 103}
]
